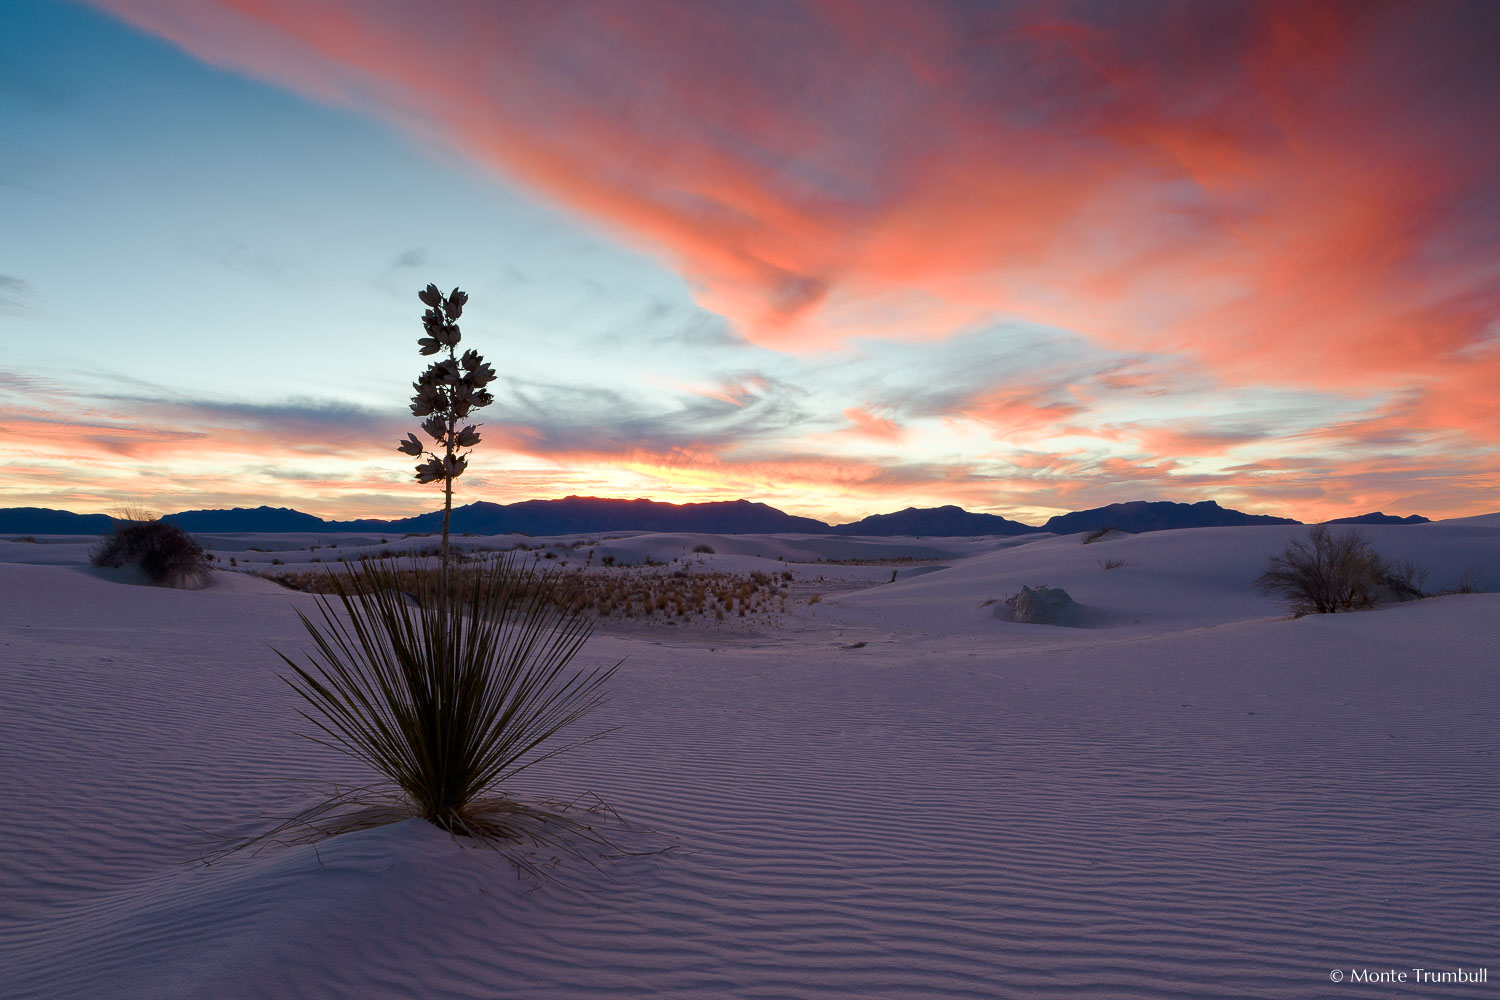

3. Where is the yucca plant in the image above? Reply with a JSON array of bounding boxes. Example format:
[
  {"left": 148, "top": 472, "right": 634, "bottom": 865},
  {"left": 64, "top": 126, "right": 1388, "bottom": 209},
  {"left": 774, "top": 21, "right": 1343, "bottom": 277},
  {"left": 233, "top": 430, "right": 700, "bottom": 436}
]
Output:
[
  {"left": 277, "top": 553, "right": 616, "bottom": 836},
  {"left": 264, "top": 284, "right": 617, "bottom": 853}
]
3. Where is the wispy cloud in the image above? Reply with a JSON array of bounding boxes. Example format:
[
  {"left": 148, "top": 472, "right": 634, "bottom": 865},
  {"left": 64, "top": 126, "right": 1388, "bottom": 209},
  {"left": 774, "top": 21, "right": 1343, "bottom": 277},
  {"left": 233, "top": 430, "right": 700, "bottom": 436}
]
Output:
[
  {"left": 390, "top": 248, "right": 426, "bottom": 269},
  {"left": 0, "top": 275, "right": 40, "bottom": 315},
  {"left": 485, "top": 371, "right": 812, "bottom": 460},
  {"left": 842, "top": 406, "right": 903, "bottom": 441},
  {"left": 192, "top": 238, "right": 298, "bottom": 285}
]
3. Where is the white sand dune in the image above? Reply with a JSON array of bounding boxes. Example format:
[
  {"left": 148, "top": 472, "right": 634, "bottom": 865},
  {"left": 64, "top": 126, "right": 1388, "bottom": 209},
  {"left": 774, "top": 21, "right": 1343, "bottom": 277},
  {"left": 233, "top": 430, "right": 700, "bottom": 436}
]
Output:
[{"left": 1, "top": 521, "right": 1497, "bottom": 998}]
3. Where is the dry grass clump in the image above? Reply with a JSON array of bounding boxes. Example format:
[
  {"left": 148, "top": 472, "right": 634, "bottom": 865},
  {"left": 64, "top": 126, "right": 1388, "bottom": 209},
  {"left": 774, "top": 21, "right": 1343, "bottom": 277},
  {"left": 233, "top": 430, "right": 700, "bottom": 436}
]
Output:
[
  {"left": 1441, "top": 565, "right": 1487, "bottom": 595},
  {"left": 580, "top": 567, "right": 788, "bottom": 620},
  {"left": 268, "top": 560, "right": 554, "bottom": 609},
  {"left": 799, "top": 555, "right": 939, "bottom": 566},
  {"left": 266, "top": 560, "right": 793, "bottom": 623},
  {"left": 91, "top": 519, "right": 211, "bottom": 587}
]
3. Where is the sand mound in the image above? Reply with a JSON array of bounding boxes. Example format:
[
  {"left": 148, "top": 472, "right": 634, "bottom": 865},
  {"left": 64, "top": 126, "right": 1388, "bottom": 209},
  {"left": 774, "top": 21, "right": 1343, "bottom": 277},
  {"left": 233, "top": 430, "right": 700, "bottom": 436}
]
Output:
[{"left": 1001, "top": 584, "right": 1082, "bottom": 625}]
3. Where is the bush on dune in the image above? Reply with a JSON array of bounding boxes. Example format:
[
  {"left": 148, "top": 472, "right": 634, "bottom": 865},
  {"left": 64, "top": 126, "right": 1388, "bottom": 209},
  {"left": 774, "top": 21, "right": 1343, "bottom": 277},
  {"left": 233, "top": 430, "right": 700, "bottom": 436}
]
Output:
[
  {"left": 1255, "top": 524, "right": 1419, "bottom": 616},
  {"left": 91, "top": 519, "right": 211, "bottom": 588}
]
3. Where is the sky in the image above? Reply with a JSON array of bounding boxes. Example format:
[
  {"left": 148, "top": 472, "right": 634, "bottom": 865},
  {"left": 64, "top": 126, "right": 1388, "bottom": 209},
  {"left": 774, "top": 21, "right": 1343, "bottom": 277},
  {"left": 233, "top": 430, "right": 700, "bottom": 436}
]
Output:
[{"left": 2, "top": 0, "right": 1497, "bottom": 525}]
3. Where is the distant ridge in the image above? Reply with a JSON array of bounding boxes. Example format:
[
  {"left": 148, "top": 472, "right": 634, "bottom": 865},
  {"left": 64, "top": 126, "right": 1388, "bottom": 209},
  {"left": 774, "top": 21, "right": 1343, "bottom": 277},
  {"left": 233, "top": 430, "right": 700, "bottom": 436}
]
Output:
[
  {"left": 0, "top": 507, "right": 115, "bottom": 535},
  {"left": 0, "top": 496, "right": 1354, "bottom": 537},
  {"left": 1041, "top": 499, "right": 1298, "bottom": 534},
  {"left": 372, "top": 497, "right": 833, "bottom": 536},
  {"left": 165, "top": 506, "right": 330, "bottom": 532},
  {"left": 1325, "top": 511, "right": 1430, "bottom": 525},
  {"left": 832, "top": 505, "right": 1039, "bottom": 536}
]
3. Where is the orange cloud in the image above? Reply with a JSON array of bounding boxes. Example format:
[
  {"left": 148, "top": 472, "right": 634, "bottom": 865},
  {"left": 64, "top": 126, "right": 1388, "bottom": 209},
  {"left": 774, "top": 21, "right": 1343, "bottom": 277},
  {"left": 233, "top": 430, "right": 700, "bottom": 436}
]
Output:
[
  {"left": 1126, "top": 425, "right": 1267, "bottom": 460},
  {"left": 87, "top": 1, "right": 1500, "bottom": 393},
  {"left": 842, "top": 406, "right": 903, "bottom": 441},
  {"left": 955, "top": 386, "right": 1084, "bottom": 437}
]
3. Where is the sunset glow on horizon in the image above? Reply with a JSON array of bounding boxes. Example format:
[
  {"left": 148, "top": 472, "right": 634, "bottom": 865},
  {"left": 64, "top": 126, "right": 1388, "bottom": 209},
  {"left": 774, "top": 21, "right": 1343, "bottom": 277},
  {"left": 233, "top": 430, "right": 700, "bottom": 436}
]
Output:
[{"left": 2, "top": 1, "right": 1497, "bottom": 525}]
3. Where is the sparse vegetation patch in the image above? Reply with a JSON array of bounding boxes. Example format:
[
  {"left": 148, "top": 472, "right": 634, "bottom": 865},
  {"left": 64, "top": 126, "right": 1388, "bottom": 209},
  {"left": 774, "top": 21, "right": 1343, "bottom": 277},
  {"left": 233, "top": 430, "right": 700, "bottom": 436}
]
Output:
[
  {"left": 264, "top": 559, "right": 793, "bottom": 623},
  {"left": 1441, "top": 565, "right": 1488, "bottom": 595}
]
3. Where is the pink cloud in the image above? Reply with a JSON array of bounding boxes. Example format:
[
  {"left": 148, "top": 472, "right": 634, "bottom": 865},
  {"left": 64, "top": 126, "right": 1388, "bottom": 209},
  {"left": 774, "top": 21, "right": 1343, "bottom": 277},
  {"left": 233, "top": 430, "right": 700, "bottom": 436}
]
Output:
[
  {"left": 842, "top": 406, "right": 903, "bottom": 441},
  {"left": 955, "top": 386, "right": 1084, "bottom": 436},
  {"left": 88, "top": 2, "right": 1499, "bottom": 388}
]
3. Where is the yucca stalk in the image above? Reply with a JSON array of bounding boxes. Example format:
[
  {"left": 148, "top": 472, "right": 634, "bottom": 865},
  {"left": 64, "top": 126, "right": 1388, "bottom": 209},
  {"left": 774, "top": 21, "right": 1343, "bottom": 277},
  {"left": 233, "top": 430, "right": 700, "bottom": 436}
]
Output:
[
  {"left": 398, "top": 283, "right": 495, "bottom": 610},
  {"left": 277, "top": 554, "right": 617, "bottom": 834}
]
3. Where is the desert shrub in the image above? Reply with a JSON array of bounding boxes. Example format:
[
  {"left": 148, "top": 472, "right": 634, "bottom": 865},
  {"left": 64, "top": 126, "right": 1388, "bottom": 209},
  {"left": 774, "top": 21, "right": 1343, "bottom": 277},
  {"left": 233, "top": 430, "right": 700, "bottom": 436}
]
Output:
[
  {"left": 1082, "top": 526, "right": 1128, "bottom": 544},
  {"left": 1380, "top": 560, "right": 1429, "bottom": 602},
  {"left": 692, "top": 544, "right": 716, "bottom": 554},
  {"left": 1255, "top": 525, "right": 1389, "bottom": 615},
  {"left": 1441, "top": 565, "right": 1487, "bottom": 595},
  {"left": 1099, "top": 558, "right": 1129, "bottom": 570},
  {"left": 277, "top": 554, "right": 616, "bottom": 836},
  {"left": 91, "top": 519, "right": 211, "bottom": 587}
]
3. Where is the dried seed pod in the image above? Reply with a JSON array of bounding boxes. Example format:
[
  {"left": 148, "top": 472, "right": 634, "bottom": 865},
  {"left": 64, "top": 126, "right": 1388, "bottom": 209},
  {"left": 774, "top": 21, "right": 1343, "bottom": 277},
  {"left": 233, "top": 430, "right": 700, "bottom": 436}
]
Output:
[{"left": 467, "top": 361, "right": 495, "bottom": 387}]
